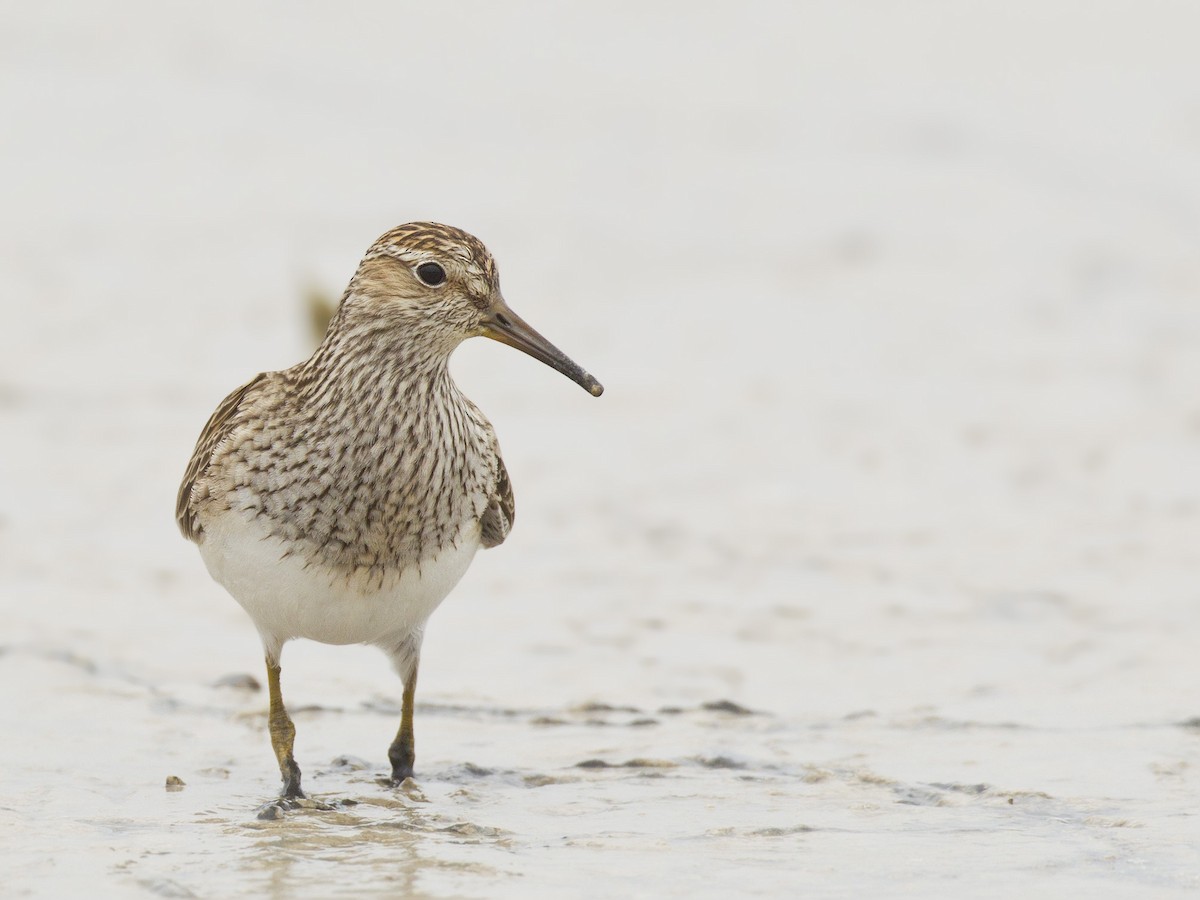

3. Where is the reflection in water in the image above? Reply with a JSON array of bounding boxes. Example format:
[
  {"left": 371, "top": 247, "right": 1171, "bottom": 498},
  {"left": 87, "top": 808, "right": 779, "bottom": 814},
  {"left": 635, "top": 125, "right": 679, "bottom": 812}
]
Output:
[{"left": 233, "top": 791, "right": 512, "bottom": 898}]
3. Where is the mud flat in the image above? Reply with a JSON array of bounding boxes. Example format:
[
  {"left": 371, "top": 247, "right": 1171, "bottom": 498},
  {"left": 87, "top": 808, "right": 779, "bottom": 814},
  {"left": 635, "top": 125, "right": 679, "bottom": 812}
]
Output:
[{"left": 2, "top": 2, "right": 1200, "bottom": 897}]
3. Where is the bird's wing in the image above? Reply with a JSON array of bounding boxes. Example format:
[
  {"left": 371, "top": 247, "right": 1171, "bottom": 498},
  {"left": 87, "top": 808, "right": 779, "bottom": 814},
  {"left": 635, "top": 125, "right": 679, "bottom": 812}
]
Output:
[
  {"left": 175, "top": 374, "right": 266, "bottom": 542},
  {"left": 480, "top": 452, "right": 515, "bottom": 548}
]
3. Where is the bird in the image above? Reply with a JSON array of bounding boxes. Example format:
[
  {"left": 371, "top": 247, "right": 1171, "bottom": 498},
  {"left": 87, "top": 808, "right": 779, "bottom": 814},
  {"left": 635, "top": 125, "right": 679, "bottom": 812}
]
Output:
[{"left": 175, "top": 222, "right": 603, "bottom": 801}]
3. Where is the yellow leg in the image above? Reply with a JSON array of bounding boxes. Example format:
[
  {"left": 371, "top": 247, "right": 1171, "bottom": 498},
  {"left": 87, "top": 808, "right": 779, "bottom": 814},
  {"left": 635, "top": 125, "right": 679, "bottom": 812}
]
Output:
[
  {"left": 266, "top": 657, "right": 304, "bottom": 798},
  {"left": 388, "top": 663, "right": 418, "bottom": 783}
]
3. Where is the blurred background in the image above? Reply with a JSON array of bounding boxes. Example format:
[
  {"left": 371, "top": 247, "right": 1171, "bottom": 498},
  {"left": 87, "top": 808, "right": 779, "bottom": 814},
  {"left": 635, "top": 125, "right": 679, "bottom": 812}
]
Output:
[{"left": 2, "top": 2, "right": 1199, "bottom": 897}]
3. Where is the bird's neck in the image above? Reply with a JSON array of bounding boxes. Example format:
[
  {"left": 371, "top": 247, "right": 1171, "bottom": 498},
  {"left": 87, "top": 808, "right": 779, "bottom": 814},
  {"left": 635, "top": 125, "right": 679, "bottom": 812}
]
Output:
[
  {"left": 273, "top": 311, "right": 493, "bottom": 563},
  {"left": 295, "top": 314, "right": 463, "bottom": 422}
]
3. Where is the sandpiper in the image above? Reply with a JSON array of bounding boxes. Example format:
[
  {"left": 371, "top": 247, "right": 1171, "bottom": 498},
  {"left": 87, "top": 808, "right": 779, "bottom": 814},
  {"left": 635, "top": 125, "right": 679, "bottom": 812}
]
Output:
[{"left": 176, "top": 222, "right": 602, "bottom": 800}]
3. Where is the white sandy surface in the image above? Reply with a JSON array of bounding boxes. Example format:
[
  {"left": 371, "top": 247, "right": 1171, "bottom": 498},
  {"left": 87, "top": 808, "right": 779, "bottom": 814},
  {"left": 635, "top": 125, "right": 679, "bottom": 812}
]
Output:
[{"left": 2, "top": 2, "right": 1200, "bottom": 896}]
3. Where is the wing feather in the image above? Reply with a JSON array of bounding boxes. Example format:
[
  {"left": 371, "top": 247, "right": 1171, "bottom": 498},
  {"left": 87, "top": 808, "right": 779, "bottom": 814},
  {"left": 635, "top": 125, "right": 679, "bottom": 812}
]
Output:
[
  {"left": 480, "top": 454, "right": 515, "bottom": 548},
  {"left": 175, "top": 374, "right": 266, "bottom": 542}
]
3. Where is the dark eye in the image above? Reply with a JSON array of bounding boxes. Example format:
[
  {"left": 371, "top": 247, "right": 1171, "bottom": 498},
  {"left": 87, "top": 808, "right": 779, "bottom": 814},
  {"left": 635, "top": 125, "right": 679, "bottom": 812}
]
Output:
[{"left": 415, "top": 262, "right": 446, "bottom": 286}]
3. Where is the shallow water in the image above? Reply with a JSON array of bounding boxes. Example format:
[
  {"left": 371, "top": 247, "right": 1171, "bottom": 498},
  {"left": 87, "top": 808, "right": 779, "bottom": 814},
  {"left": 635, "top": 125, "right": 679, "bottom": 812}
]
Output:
[{"left": 3, "top": 2, "right": 1200, "bottom": 897}]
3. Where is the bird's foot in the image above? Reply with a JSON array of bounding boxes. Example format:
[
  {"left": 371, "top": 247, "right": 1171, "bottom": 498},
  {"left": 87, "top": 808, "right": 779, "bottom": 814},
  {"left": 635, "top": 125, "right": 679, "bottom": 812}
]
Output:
[
  {"left": 255, "top": 794, "right": 339, "bottom": 820},
  {"left": 392, "top": 768, "right": 414, "bottom": 786},
  {"left": 377, "top": 773, "right": 428, "bottom": 803},
  {"left": 380, "top": 759, "right": 415, "bottom": 787}
]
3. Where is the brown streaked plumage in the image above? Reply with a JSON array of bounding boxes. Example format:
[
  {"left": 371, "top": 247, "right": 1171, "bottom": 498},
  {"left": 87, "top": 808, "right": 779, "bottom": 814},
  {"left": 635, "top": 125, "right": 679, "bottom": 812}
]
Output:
[{"left": 176, "top": 222, "right": 601, "bottom": 807}]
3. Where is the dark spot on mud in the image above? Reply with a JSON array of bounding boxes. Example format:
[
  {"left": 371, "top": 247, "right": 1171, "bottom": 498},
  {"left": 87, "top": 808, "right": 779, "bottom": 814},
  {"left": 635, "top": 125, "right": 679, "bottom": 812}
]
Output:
[
  {"left": 165, "top": 775, "right": 186, "bottom": 791},
  {"left": 361, "top": 696, "right": 402, "bottom": 715},
  {"left": 292, "top": 703, "right": 338, "bottom": 715},
  {"left": 575, "top": 758, "right": 677, "bottom": 770},
  {"left": 440, "top": 762, "right": 496, "bottom": 781},
  {"left": 695, "top": 756, "right": 746, "bottom": 769},
  {"left": 843, "top": 709, "right": 876, "bottom": 720},
  {"left": 574, "top": 702, "right": 642, "bottom": 714},
  {"left": 702, "top": 700, "right": 758, "bottom": 716},
  {"left": 930, "top": 782, "right": 989, "bottom": 795},
  {"left": 213, "top": 673, "right": 261, "bottom": 691},
  {"left": 753, "top": 825, "right": 817, "bottom": 836},
  {"left": 894, "top": 785, "right": 945, "bottom": 806},
  {"left": 622, "top": 758, "right": 675, "bottom": 769},
  {"left": 328, "top": 755, "right": 371, "bottom": 771}
]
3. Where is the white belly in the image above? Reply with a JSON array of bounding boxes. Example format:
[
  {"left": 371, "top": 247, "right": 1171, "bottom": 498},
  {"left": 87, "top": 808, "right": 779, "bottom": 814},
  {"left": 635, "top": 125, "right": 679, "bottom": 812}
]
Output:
[{"left": 198, "top": 508, "right": 481, "bottom": 654}]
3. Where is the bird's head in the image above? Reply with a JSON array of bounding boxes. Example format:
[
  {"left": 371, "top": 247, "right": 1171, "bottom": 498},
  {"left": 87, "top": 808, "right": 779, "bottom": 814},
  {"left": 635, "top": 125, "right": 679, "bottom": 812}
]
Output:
[{"left": 339, "top": 221, "right": 603, "bottom": 396}]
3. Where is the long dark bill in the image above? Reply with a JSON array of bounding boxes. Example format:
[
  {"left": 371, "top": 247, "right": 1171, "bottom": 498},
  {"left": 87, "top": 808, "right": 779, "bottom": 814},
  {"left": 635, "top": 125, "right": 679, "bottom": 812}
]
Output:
[{"left": 480, "top": 301, "right": 604, "bottom": 397}]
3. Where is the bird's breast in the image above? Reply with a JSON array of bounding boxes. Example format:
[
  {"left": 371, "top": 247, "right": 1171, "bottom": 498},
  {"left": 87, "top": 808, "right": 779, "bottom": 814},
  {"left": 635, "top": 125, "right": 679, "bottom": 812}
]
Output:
[
  {"left": 198, "top": 504, "right": 483, "bottom": 647},
  {"left": 196, "top": 366, "right": 500, "bottom": 577}
]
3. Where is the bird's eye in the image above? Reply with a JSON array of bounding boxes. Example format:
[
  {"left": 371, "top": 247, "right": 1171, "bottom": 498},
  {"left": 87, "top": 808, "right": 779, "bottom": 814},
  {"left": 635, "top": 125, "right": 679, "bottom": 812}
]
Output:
[{"left": 415, "top": 262, "right": 446, "bottom": 286}]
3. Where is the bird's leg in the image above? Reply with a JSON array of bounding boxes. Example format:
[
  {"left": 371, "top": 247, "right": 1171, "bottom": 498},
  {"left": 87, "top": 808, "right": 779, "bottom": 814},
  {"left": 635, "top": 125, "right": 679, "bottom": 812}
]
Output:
[
  {"left": 266, "top": 656, "right": 304, "bottom": 799},
  {"left": 388, "top": 660, "right": 419, "bottom": 783}
]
